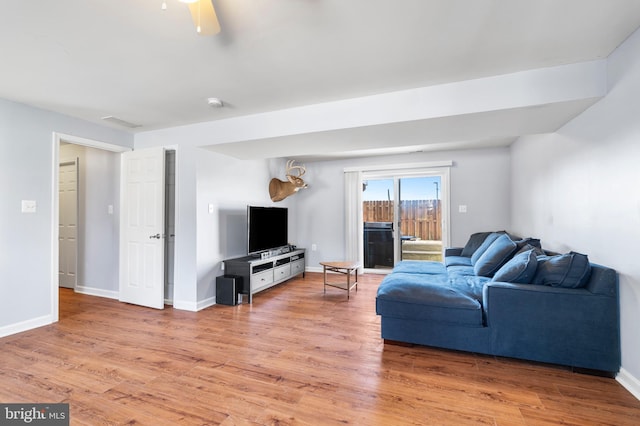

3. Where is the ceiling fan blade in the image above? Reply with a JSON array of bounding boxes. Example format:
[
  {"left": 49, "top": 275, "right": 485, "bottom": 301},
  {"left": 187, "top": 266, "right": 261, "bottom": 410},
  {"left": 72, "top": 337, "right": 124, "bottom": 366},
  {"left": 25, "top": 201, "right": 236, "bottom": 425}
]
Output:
[{"left": 187, "top": 0, "right": 221, "bottom": 35}]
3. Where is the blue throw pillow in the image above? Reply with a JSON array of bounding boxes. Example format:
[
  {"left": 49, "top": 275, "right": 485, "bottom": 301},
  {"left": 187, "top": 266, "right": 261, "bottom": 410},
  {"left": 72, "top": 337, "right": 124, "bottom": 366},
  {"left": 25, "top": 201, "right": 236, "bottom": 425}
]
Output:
[
  {"left": 492, "top": 249, "right": 538, "bottom": 283},
  {"left": 516, "top": 243, "right": 545, "bottom": 257},
  {"left": 532, "top": 252, "right": 592, "bottom": 288},
  {"left": 513, "top": 237, "right": 541, "bottom": 250},
  {"left": 460, "top": 232, "right": 492, "bottom": 257},
  {"left": 470, "top": 232, "right": 502, "bottom": 265},
  {"left": 473, "top": 234, "right": 518, "bottom": 277}
]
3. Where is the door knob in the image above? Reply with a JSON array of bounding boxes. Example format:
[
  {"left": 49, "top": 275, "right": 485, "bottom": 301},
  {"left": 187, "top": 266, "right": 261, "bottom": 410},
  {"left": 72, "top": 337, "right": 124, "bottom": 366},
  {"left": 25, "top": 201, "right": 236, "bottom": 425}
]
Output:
[{"left": 149, "top": 233, "right": 162, "bottom": 239}]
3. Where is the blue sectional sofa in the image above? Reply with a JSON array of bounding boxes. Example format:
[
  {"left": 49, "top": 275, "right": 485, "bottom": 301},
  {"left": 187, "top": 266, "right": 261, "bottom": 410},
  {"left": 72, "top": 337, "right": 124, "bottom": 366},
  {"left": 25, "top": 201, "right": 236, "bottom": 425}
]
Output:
[{"left": 375, "top": 232, "right": 621, "bottom": 374}]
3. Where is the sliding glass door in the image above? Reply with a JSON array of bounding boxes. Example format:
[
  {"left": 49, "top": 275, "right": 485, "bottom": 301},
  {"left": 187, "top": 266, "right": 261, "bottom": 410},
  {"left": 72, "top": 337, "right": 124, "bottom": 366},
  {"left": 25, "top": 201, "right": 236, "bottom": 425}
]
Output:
[{"left": 361, "top": 170, "right": 447, "bottom": 273}]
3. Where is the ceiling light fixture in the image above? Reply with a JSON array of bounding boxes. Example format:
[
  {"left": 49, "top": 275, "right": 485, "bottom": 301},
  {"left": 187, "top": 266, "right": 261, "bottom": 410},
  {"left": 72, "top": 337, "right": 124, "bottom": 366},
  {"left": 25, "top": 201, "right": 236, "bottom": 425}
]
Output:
[
  {"left": 207, "top": 97, "right": 224, "bottom": 108},
  {"left": 101, "top": 116, "right": 142, "bottom": 129},
  {"left": 161, "top": 0, "right": 220, "bottom": 35}
]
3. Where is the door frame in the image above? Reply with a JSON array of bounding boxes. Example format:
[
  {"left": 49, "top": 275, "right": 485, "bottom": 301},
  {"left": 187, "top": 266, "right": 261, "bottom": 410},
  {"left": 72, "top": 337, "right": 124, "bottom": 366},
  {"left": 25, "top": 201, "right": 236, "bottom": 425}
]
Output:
[{"left": 50, "top": 132, "right": 130, "bottom": 322}]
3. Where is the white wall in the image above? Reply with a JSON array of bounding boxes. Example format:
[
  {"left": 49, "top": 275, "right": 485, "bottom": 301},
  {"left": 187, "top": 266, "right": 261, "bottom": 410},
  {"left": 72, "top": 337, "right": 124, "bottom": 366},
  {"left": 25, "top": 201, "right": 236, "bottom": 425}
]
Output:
[
  {"left": 510, "top": 27, "right": 640, "bottom": 392},
  {"left": 60, "top": 144, "right": 121, "bottom": 295},
  {"left": 59, "top": 144, "right": 120, "bottom": 295},
  {"left": 297, "top": 147, "right": 511, "bottom": 268},
  {"left": 82, "top": 146, "right": 120, "bottom": 294},
  {"left": 0, "top": 99, "right": 132, "bottom": 335},
  {"left": 133, "top": 142, "right": 296, "bottom": 310},
  {"left": 195, "top": 150, "right": 294, "bottom": 306}
]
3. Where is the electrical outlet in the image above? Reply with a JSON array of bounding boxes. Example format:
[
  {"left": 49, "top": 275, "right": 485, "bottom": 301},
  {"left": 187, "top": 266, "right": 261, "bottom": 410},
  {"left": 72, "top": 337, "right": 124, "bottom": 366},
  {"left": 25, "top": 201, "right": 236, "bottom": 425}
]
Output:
[
  {"left": 21, "top": 200, "right": 36, "bottom": 213},
  {"left": 458, "top": 205, "right": 467, "bottom": 213},
  {"left": 311, "top": 244, "right": 317, "bottom": 251}
]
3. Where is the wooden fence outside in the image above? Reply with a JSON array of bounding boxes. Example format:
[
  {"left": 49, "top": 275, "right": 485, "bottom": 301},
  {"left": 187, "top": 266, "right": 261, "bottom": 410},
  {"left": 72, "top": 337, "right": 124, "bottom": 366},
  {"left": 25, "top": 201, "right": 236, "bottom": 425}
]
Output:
[{"left": 363, "top": 200, "right": 441, "bottom": 241}]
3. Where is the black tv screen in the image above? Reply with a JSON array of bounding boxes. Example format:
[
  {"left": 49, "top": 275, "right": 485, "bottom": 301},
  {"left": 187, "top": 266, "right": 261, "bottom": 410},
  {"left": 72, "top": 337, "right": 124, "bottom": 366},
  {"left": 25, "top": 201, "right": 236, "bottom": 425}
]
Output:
[{"left": 247, "top": 206, "right": 288, "bottom": 255}]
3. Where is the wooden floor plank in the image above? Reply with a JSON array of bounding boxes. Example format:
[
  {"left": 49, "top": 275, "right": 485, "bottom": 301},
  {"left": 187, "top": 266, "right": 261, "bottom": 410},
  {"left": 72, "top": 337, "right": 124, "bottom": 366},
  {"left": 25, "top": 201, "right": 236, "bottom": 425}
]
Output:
[{"left": 0, "top": 272, "right": 638, "bottom": 425}]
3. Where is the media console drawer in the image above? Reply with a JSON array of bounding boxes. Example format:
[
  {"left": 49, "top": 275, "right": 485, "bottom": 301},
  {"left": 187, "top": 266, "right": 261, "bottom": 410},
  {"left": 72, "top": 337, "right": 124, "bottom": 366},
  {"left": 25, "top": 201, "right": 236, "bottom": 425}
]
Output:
[
  {"left": 252, "top": 270, "right": 274, "bottom": 292},
  {"left": 291, "top": 259, "right": 305, "bottom": 276},
  {"left": 274, "top": 264, "right": 291, "bottom": 281}
]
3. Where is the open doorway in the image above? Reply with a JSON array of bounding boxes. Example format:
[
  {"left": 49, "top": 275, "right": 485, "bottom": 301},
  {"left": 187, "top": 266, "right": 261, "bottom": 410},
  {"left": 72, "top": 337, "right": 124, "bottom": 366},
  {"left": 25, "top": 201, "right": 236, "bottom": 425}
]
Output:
[
  {"left": 52, "top": 135, "right": 177, "bottom": 319},
  {"left": 55, "top": 138, "right": 125, "bottom": 307}
]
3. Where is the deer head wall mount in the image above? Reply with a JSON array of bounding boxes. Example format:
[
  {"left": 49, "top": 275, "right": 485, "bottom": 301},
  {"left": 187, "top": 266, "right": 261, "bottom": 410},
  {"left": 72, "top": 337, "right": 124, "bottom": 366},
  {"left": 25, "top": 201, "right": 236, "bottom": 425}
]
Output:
[{"left": 269, "top": 160, "right": 309, "bottom": 202}]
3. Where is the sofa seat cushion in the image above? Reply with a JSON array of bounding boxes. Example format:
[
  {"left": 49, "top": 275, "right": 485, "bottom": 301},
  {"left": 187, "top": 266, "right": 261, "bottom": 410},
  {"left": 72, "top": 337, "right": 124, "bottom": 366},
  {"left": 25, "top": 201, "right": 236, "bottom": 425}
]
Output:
[
  {"left": 392, "top": 260, "right": 447, "bottom": 275},
  {"left": 446, "top": 265, "right": 476, "bottom": 276},
  {"left": 445, "top": 255, "right": 473, "bottom": 267},
  {"left": 376, "top": 272, "right": 486, "bottom": 327}
]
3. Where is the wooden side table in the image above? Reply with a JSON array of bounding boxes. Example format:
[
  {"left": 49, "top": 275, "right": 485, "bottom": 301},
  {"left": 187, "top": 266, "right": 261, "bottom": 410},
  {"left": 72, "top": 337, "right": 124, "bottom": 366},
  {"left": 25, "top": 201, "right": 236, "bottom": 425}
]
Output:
[{"left": 320, "top": 261, "right": 361, "bottom": 299}]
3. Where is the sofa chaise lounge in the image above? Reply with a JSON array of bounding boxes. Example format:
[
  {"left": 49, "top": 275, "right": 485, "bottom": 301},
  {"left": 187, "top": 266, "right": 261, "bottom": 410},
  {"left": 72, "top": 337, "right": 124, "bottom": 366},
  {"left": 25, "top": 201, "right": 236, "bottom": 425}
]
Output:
[{"left": 375, "top": 232, "right": 620, "bottom": 374}]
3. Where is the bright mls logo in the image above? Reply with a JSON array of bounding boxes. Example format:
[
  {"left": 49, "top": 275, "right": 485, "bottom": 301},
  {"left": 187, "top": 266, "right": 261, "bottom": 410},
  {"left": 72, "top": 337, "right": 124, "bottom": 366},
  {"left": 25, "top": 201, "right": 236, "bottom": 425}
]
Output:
[{"left": 0, "top": 404, "right": 68, "bottom": 425}]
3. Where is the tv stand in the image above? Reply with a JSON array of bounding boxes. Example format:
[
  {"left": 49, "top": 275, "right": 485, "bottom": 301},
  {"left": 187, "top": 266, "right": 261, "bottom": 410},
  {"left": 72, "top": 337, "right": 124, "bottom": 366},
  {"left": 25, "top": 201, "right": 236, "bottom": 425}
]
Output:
[{"left": 223, "top": 249, "right": 305, "bottom": 303}]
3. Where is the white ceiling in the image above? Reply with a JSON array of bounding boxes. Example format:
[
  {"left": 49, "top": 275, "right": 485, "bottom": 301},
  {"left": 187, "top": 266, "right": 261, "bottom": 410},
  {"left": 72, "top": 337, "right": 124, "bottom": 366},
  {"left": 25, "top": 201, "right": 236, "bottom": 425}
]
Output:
[{"left": 2, "top": 0, "right": 640, "bottom": 159}]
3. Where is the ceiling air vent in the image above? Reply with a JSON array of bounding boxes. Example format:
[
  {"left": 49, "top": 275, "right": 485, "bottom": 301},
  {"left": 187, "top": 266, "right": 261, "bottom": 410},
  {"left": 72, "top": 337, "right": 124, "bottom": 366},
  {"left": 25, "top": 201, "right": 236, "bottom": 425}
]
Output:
[{"left": 101, "top": 116, "right": 141, "bottom": 129}]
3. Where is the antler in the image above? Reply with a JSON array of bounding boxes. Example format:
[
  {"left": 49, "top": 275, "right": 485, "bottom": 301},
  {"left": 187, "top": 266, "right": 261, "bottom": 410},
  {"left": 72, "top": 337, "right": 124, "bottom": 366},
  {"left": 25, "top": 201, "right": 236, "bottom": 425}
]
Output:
[{"left": 286, "top": 160, "right": 306, "bottom": 177}]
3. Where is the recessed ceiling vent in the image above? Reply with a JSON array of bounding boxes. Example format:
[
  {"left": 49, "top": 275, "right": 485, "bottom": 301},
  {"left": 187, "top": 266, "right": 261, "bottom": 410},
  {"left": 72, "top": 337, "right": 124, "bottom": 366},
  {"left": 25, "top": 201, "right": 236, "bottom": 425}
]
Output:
[{"left": 101, "top": 116, "right": 142, "bottom": 128}]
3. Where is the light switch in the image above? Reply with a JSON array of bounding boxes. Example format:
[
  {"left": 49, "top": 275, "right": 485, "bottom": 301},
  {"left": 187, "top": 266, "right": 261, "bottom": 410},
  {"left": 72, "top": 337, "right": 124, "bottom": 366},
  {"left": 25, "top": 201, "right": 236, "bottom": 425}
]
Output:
[
  {"left": 21, "top": 200, "right": 37, "bottom": 213},
  {"left": 108, "top": 205, "right": 114, "bottom": 215},
  {"left": 458, "top": 205, "right": 467, "bottom": 213},
  {"left": 208, "top": 203, "right": 214, "bottom": 214}
]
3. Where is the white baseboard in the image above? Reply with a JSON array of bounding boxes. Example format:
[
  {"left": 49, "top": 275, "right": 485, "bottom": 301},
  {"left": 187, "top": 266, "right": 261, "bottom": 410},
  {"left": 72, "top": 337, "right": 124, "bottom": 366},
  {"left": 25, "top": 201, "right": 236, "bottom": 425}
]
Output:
[
  {"left": 617, "top": 368, "right": 640, "bottom": 401},
  {"left": 173, "top": 296, "right": 215, "bottom": 312},
  {"left": 74, "top": 286, "right": 119, "bottom": 300},
  {"left": 0, "top": 314, "right": 53, "bottom": 338},
  {"left": 172, "top": 300, "right": 197, "bottom": 311},
  {"left": 197, "top": 297, "right": 215, "bottom": 311}
]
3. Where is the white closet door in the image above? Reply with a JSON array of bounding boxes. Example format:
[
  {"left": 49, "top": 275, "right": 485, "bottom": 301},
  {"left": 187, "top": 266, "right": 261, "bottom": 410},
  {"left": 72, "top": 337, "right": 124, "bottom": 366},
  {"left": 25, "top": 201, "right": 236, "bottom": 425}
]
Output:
[{"left": 59, "top": 160, "right": 78, "bottom": 289}]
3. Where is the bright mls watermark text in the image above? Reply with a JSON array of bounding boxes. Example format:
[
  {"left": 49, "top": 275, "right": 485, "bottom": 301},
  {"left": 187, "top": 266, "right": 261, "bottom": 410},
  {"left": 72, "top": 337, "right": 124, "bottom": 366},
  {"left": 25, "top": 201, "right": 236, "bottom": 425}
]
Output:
[{"left": 0, "top": 404, "right": 68, "bottom": 425}]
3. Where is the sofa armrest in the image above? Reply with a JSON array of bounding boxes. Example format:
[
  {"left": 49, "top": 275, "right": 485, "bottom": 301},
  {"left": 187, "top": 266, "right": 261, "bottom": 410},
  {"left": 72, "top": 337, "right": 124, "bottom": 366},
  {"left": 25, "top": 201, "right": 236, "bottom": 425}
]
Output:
[
  {"left": 444, "top": 247, "right": 463, "bottom": 257},
  {"left": 483, "top": 281, "right": 620, "bottom": 372}
]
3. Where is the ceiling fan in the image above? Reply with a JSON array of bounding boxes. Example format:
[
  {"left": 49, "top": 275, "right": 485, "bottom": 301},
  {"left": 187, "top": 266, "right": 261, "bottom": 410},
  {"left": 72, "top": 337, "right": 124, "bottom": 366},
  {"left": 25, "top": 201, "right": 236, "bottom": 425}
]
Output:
[{"left": 162, "top": 0, "right": 221, "bottom": 35}]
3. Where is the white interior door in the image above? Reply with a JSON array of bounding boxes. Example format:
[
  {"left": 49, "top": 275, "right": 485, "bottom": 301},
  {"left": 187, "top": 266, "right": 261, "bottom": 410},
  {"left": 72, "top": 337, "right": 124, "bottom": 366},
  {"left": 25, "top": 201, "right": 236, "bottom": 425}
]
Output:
[
  {"left": 120, "top": 147, "right": 165, "bottom": 309},
  {"left": 59, "top": 160, "right": 78, "bottom": 288}
]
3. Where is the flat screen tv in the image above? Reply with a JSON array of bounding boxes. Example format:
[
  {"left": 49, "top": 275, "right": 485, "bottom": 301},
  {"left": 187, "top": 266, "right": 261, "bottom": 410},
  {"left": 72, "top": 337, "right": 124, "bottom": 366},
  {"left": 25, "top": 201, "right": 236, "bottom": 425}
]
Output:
[{"left": 247, "top": 205, "right": 288, "bottom": 255}]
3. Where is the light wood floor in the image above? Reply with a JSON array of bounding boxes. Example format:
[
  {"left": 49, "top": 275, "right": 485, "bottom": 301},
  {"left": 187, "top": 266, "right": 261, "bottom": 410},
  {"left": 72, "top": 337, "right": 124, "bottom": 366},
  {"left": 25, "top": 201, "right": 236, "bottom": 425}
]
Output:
[{"left": 1, "top": 273, "right": 639, "bottom": 425}]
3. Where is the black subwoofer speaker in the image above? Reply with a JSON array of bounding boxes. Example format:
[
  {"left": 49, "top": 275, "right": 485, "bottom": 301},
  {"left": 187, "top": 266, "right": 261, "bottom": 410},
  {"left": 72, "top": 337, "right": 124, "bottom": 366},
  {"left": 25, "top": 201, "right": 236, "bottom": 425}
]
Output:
[{"left": 216, "top": 275, "right": 239, "bottom": 306}]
